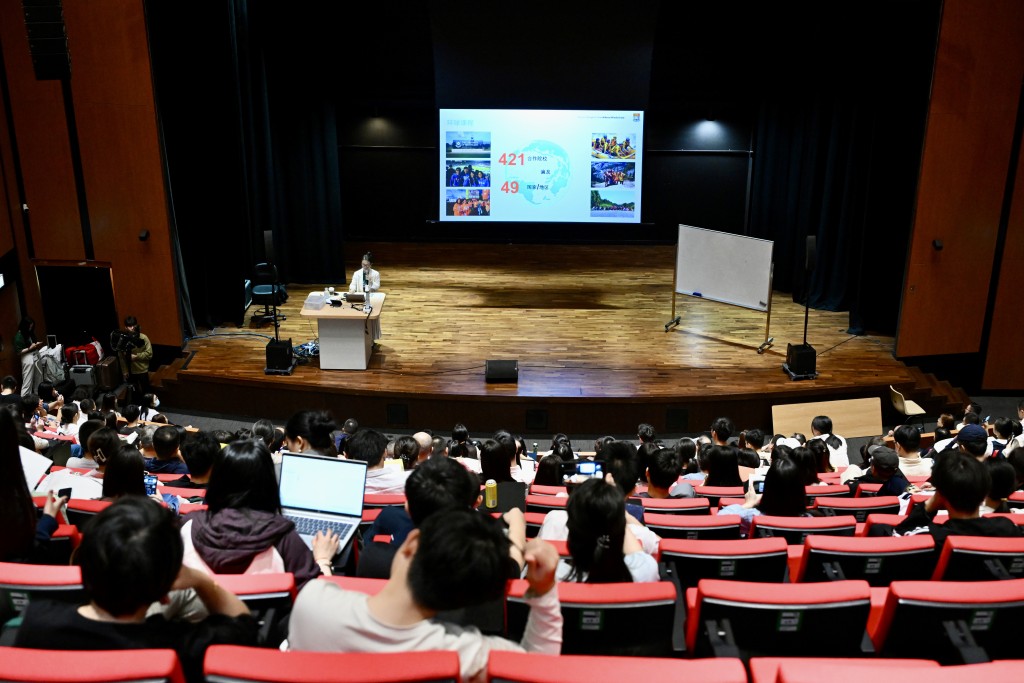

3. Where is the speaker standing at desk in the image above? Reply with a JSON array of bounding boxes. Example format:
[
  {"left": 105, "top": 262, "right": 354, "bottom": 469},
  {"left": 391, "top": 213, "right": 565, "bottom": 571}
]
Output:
[{"left": 349, "top": 251, "right": 382, "bottom": 343}]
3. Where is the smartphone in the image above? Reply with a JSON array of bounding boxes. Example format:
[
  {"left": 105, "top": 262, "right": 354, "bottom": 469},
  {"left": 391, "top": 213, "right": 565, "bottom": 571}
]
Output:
[
  {"left": 753, "top": 479, "right": 766, "bottom": 494},
  {"left": 47, "top": 334, "right": 57, "bottom": 348},
  {"left": 144, "top": 474, "right": 158, "bottom": 496},
  {"left": 57, "top": 487, "right": 72, "bottom": 500}
]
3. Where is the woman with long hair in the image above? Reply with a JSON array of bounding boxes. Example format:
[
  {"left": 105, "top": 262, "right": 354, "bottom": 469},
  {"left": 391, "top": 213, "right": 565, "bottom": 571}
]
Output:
[
  {"left": 703, "top": 446, "right": 745, "bottom": 488},
  {"left": 181, "top": 440, "right": 338, "bottom": 589},
  {"left": 559, "top": 478, "right": 658, "bottom": 583},
  {"left": 718, "top": 455, "right": 813, "bottom": 536}
]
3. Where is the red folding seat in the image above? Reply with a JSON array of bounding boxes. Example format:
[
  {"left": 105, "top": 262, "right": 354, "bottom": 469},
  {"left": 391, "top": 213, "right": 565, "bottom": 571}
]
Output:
[
  {"left": 859, "top": 513, "right": 908, "bottom": 536},
  {"left": 749, "top": 657, "right": 938, "bottom": 683},
  {"left": 793, "top": 535, "right": 935, "bottom": 585},
  {"left": 694, "top": 485, "right": 745, "bottom": 507},
  {"left": 64, "top": 499, "right": 112, "bottom": 530},
  {"left": 814, "top": 496, "right": 902, "bottom": 523},
  {"left": 528, "top": 484, "right": 567, "bottom": 496},
  {"left": 362, "top": 494, "right": 405, "bottom": 509},
  {"left": 637, "top": 497, "right": 711, "bottom": 515},
  {"left": 644, "top": 513, "right": 742, "bottom": 540},
  {"left": 488, "top": 650, "right": 746, "bottom": 683},
  {"left": 931, "top": 535, "right": 1024, "bottom": 581},
  {"left": 659, "top": 537, "right": 788, "bottom": 587},
  {"left": 749, "top": 514, "right": 857, "bottom": 545},
  {"left": 0, "top": 562, "right": 84, "bottom": 630},
  {"left": 804, "top": 484, "right": 851, "bottom": 502},
  {"left": 525, "top": 494, "right": 567, "bottom": 514},
  {"left": 0, "top": 647, "right": 184, "bottom": 683},
  {"left": 214, "top": 573, "right": 296, "bottom": 646}
]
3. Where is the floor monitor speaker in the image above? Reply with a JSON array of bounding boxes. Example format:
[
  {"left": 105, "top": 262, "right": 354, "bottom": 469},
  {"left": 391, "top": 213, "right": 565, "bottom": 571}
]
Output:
[{"left": 485, "top": 359, "right": 518, "bottom": 383}]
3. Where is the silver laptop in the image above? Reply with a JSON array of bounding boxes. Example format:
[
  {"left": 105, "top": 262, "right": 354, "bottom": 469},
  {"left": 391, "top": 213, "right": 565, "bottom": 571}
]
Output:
[{"left": 278, "top": 452, "right": 367, "bottom": 550}]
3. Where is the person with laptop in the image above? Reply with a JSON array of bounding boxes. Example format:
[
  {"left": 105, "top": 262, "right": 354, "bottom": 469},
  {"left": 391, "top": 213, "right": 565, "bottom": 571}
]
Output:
[{"left": 180, "top": 440, "right": 340, "bottom": 588}]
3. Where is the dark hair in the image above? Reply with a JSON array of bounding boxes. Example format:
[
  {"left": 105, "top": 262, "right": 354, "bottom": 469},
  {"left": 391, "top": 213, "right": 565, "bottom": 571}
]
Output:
[
  {"left": 811, "top": 415, "right": 833, "bottom": 434},
  {"left": 758, "top": 455, "right": 810, "bottom": 517},
  {"left": 958, "top": 435, "right": 988, "bottom": 458},
  {"left": 430, "top": 436, "right": 447, "bottom": 458},
  {"left": 77, "top": 497, "right": 181, "bottom": 616},
  {"left": 566, "top": 479, "right": 632, "bottom": 583},
  {"left": 893, "top": 424, "right": 922, "bottom": 452},
  {"left": 704, "top": 446, "right": 744, "bottom": 488},
  {"left": 993, "top": 417, "right": 1015, "bottom": 441},
  {"left": 100, "top": 392, "right": 118, "bottom": 414},
  {"left": 599, "top": 441, "right": 642, "bottom": 496},
  {"left": 962, "top": 412, "right": 980, "bottom": 426},
  {"left": 361, "top": 251, "right": 374, "bottom": 265},
  {"left": 711, "top": 417, "right": 734, "bottom": 441},
  {"left": 407, "top": 509, "right": 509, "bottom": 611},
  {"left": 17, "top": 317, "right": 35, "bottom": 343},
  {"left": 933, "top": 427, "right": 952, "bottom": 443},
  {"left": 551, "top": 441, "right": 574, "bottom": 462},
  {"left": 122, "top": 404, "right": 141, "bottom": 423},
  {"left": 37, "top": 381, "right": 56, "bottom": 401},
  {"left": 393, "top": 435, "right": 419, "bottom": 470},
  {"left": 674, "top": 438, "right": 698, "bottom": 470},
  {"left": 789, "top": 447, "right": 821, "bottom": 485},
  {"left": 805, "top": 439, "right": 833, "bottom": 474},
  {"left": 344, "top": 428, "right": 389, "bottom": 468},
  {"left": 932, "top": 452, "right": 990, "bottom": 514},
  {"left": 103, "top": 412, "right": 119, "bottom": 429},
  {"left": 405, "top": 456, "right": 479, "bottom": 525},
  {"left": 480, "top": 438, "right": 514, "bottom": 484},
  {"left": 743, "top": 429, "right": 766, "bottom": 450},
  {"left": 637, "top": 423, "right": 656, "bottom": 443},
  {"left": 987, "top": 458, "right": 1016, "bottom": 513},
  {"left": 251, "top": 419, "right": 277, "bottom": 448},
  {"left": 647, "top": 448, "right": 683, "bottom": 490},
  {"left": 593, "top": 435, "right": 616, "bottom": 456},
  {"left": 638, "top": 442, "right": 662, "bottom": 475},
  {"left": 70, "top": 386, "right": 89, "bottom": 402},
  {"left": 856, "top": 437, "right": 886, "bottom": 468},
  {"left": 153, "top": 425, "right": 180, "bottom": 459},
  {"left": 0, "top": 409, "right": 36, "bottom": 559},
  {"left": 791, "top": 433, "right": 807, "bottom": 445},
  {"left": 492, "top": 430, "right": 519, "bottom": 467},
  {"left": 77, "top": 419, "right": 103, "bottom": 458},
  {"left": 285, "top": 410, "right": 338, "bottom": 456},
  {"left": 342, "top": 418, "right": 359, "bottom": 434},
  {"left": 452, "top": 423, "right": 470, "bottom": 443},
  {"left": 60, "top": 404, "right": 79, "bottom": 426},
  {"left": 102, "top": 447, "right": 146, "bottom": 498},
  {"left": 19, "top": 394, "right": 40, "bottom": 423},
  {"left": 79, "top": 398, "right": 96, "bottom": 413},
  {"left": 205, "top": 440, "right": 281, "bottom": 514},
  {"left": 1, "top": 375, "right": 17, "bottom": 391},
  {"left": 181, "top": 431, "right": 221, "bottom": 479},
  {"left": 88, "top": 427, "right": 122, "bottom": 466},
  {"left": 124, "top": 315, "right": 139, "bottom": 329},
  {"left": 533, "top": 454, "right": 565, "bottom": 487},
  {"left": 966, "top": 402, "right": 983, "bottom": 417}
]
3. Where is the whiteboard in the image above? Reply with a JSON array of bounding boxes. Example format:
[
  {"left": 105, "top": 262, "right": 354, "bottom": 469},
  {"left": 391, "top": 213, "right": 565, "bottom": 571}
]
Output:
[{"left": 674, "top": 225, "right": 773, "bottom": 311}]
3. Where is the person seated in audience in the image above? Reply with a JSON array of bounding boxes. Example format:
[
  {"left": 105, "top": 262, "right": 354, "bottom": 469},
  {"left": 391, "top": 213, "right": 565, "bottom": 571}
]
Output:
[
  {"left": 411, "top": 431, "right": 433, "bottom": 468},
  {"left": 981, "top": 458, "right": 1017, "bottom": 514},
  {"left": 118, "top": 404, "right": 144, "bottom": 437},
  {"left": 393, "top": 434, "right": 420, "bottom": 470},
  {"left": 593, "top": 435, "right": 616, "bottom": 458},
  {"left": 950, "top": 423, "right": 989, "bottom": 461},
  {"left": 638, "top": 441, "right": 663, "bottom": 474},
  {"left": 637, "top": 422, "right": 657, "bottom": 446},
  {"left": 450, "top": 440, "right": 483, "bottom": 474},
  {"left": 844, "top": 446, "right": 909, "bottom": 497},
  {"left": 1007, "top": 413, "right": 1024, "bottom": 458},
  {"left": 841, "top": 438, "right": 885, "bottom": 483},
  {"left": 15, "top": 496, "right": 257, "bottom": 683},
  {"left": 560, "top": 478, "right": 659, "bottom": 583},
  {"left": 144, "top": 424, "right": 189, "bottom": 475},
  {"left": 287, "top": 509, "right": 561, "bottom": 683},
  {"left": 892, "top": 424, "right": 931, "bottom": 477},
  {"left": 99, "top": 392, "right": 121, "bottom": 419},
  {"left": 809, "top": 415, "right": 848, "bottom": 468},
  {"left": 639, "top": 448, "right": 694, "bottom": 499},
  {"left": 138, "top": 392, "right": 161, "bottom": 422},
  {"left": 804, "top": 438, "right": 834, "bottom": 475},
  {"left": 494, "top": 429, "right": 534, "bottom": 484},
  {"left": 451, "top": 422, "right": 479, "bottom": 459},
  {"left": 59, "top": 403, "right": 80, "bottom": 438},
  {"left": 789, "top": 446, "right": 822, "bottom": 485},
  {"left": 703, "top": 445, "right": 745, "bottom": 488},
  {"left": 957, "top": 402, "right": 983, "bottom": 430},
  {"left": 682, "top": 441, "right": 711, "bottom": 482},
  {"left": 480, "top": 438, "right": 516, "bottom": 484},
  {"left": 739, "top": 429, "right": 770, "bottom": 465},
  {"left": 181, "top": 440, "right": 338, "bottom": 588},
  {"left": 710, "top": 416, "right": 735, "bottom": 446},
  {"left": 1, "top": 409, "right": 67, "bottom": 562},
  {"left": 332, "top": 416, "right": 359, "bottom": 453},
  {"left": 430, "top": 435, "right": 448, "bottom": 458},
  {"left": 250, "top": 418, "right": 284, "bottom": 452},
  {"left": 925, "top": 426, "right": 955, "bottom": 459},
  {"left": 35, "top": 425, "right": 119, "bottom": 499},
  {"left": 171, "top": 431, "right": 220, "bottom": 491},
  {"left": 0, "top": 375, "right": 20, "bottom": 405},
  {"left": 19, "top": 393, "right": 51, "bottom": 451},
  {"left": 718, "top": 455, "right": 818, "bottom": 537},
  {"left": 65, "top": 418, "right": 104, "bottom": 469},
  {"left": 873, "top": 452, "right": 1023, "bottom": 542},
  {"left": 541, "top": 441, "right": 660, "bottom": 555},
  {"left": 990, "top": 417, "right": 1019, "bottom": 458},
  {"left": 102, "top": 445, "right": 181, "bottom": 513},
  {"left": 284, "top": 409, "right": 338, "bottom": 457},
  {"left": 345, "top": 427, "right": 408, "bottom": 494},
  {"left": 150, "top": 413, "right": 169, "bottom": 424},
  {"left": 532, "top": 454, "right": 565, "bottom": 487}
]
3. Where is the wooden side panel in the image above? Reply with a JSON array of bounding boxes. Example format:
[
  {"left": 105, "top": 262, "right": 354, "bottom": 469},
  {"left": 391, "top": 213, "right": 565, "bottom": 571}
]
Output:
[
  {"left": 896, "top": 0, "right": 1024, "bottom": 357},
  {"left": 982, "top": 129, "right": 1024, "bottom": 390},
  {"left": 62, "top": 0, "right": 180, "bottom": 346}
]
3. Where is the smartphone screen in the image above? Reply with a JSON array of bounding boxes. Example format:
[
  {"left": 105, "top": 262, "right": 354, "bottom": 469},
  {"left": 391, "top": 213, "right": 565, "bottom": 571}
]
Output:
[{"left": 144, "top": 474, "right": 158, "bottom": 496}]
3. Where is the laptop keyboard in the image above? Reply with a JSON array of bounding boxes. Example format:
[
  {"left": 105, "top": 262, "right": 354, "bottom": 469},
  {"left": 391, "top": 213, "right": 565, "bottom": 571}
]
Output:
[{"left": 286, "top": 515, "right": 354, "bottom": 539}]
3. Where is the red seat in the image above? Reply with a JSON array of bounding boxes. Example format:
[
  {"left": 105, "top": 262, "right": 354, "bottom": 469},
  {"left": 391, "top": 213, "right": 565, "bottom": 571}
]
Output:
[
  {"left": 507, "top": 579, "right": 680, "bottom": 657},
  {"left": 488, "top": 650, "right": 746, "bottom": 683},
  {"left": 686, "top": 579, "right": 872, "bottom": 658},
  {"left": 983, "top": 512, "right": 1024, "bottom": 527},
  {"left": 362, "top": 494, "right": 405, "bottom": 509},
  {"left": 524, "top": 511, "right": 547, "bottom": 538},
  {"left": 0, "top": 647, "right": 184, "bottom": 683},
  {"left": 749, "top": 657, "right": 939, "bottom": 683},
  {"left": 814, "top": 496, "right": 902, "bottom": 522},
  {"left": 637, "top": 497, "right": 711, "bottom": 515},
  {"left": 931, "top": 535, "right": 1024, "bottom": 581},
  {"left": 859, "top": 513, "right": 908, "bottom": 536},
  {"left": 871, "top": 578, "right": 1024, "bottom": 663},
  {"left": 525, "top": 494, "right": 568, "bottom": 514},
  {"left": 644, "top": 513, "right": 742, "bottom": 540},
  {"left": 65, "top": 499, "right": 112, "bottom": 530},
  {"left": 213, "top": 573, "right": 296, "bottom": 647},
  {"left": 204, "top": 645, "right": 459, "bottom": 683},
  {"left": 528, "top": 484, "right": 567, "bottom": 496},
  {"left": 694, "top": 486, "right": 745, "bottom": 506},
  {"left": 659, "top": 537, "right": 788, "bottom": 587},
  {"left": 794, "top": 535, "right": 935, "bottom": 585},
  {"left": 804, "top": 484, "right": 850, "bottom": 501},
  {"left": 855, "top": 483, "right": 883, "bottom": 497},
  {"left": 749, "top": 515, "right": 857, "bottom": 545}
]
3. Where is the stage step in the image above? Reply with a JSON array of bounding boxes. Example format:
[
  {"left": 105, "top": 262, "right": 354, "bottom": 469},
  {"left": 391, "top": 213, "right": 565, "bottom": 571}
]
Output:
[{"left": 903, "top": 366, "right": 970, "bottom": 419}]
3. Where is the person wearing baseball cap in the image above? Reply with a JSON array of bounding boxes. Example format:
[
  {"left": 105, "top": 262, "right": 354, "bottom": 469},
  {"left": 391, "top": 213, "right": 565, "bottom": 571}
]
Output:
[{"left": 954, "top": 424, "right": 989, "bottom": 460}]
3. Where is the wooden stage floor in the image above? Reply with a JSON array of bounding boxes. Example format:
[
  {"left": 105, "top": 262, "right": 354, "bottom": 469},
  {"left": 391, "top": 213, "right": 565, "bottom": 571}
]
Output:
[{"left": 164, "top": 243, "right": 918, "bottom": 434}]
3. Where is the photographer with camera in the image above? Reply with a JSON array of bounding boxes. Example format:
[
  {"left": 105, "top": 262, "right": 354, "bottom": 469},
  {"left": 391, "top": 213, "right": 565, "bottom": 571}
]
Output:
[{"left": 114, "top": 316, "right": 152, "bottom": 404}]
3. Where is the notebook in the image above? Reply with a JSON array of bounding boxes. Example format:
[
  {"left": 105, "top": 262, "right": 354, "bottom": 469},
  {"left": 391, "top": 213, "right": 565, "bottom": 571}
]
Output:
[{"left": 278, "top": 452, "right": 368, "bottom": 550}]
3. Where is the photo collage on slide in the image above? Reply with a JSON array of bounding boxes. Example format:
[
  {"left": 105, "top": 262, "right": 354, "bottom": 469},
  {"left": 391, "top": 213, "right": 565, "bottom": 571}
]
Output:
[
  {"left": 445, "top": 131, "right": 491, "bottom": 217},
  {"left": 590, "top": 130, "right": 636, "bottom": 218}
]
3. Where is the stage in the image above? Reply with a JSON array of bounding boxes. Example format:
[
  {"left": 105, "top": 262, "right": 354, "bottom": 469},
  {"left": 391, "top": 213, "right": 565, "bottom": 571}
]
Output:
[{"left": 159, "top": 243, "right": 957, "bottom": 435}]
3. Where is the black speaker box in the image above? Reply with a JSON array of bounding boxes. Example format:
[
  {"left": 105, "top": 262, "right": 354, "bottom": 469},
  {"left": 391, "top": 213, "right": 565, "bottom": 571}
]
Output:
[
  {"left": 266, "top": 338, "right": 294, "bottom": 371},
  {"left": 485, "top": 359, "right": 518, "bottom": 383},
  {"left": 785, "top": 343, "right": 817, "bottom": 376}
]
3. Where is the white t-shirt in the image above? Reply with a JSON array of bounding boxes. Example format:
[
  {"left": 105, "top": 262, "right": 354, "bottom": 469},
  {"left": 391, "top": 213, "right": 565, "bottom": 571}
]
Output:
[
  {"left": 364, "top": 467, "right": 410, "bottom": 495},
  {"left": 287, "top": 580, "right": 561, "bottom": 683},
  {"left": 538, "top": 509, "right": 661, "bottom": 556},
  {"left": 555, "top": 551, "right": 659, "bottom": 583}
]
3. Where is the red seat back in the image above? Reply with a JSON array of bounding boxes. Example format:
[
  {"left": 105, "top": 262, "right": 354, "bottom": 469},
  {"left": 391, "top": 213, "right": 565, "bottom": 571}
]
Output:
[
  {"left": 638, "top": 497, "right": 711, "bottom": 515},
  {"left": 0, "top": 647, "right": 185, "bottom": 683},
  {"left": 488, "top": 650, "right": 746, "bottom": 683},
  {"left": 814, "top": 496, "right": 902, "bottom": 522},
  {"left": 644, "top": 513, "right": 742, "bottom": 540},
  {"left": 362, "top": 494, "right": 405, "bottom": 509},
  {"left": 931, "top": 535, "right": 1024, "bottom": 581},
  {"left": 794, "top": 534, "right": 935, "bottom": 585},
  {"left": 749, "top": 515, "right": 857, "bottom": 545},
  {"left": 525, "top": 494, "right": 568, "bottom": 514},
  {"left": 660, "top": 537, "right": 789, "bottom": 587}
]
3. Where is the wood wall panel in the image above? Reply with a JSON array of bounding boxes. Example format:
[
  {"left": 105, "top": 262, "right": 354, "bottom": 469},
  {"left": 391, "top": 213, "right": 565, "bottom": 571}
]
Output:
[
  {"left": 982, "top": 128, "right": 1024, "bottom": 390},
  {"left": 896, "top": 0, "right": 1024, "bottom": 357},
  {"left": 0, "top": 0, "right": 84, "bottom": 262}
]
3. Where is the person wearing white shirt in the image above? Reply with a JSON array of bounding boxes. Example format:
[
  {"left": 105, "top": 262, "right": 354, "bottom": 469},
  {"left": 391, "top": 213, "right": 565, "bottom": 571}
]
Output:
[
  {"left": 343, "top": 427, "right": 409, "bottom": 495},
  {"left": 810, "top": 415, "right": 849, "bottom": 469},
  {"left": 348, "top": 251, "right": 381, "bottom": 342}
]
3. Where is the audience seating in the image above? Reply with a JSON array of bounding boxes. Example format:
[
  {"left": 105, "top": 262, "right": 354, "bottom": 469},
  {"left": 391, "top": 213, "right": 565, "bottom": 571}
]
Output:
[
  {"left": 871, "top": 578, "right": 1024, "bottom": 663},
  {"left": 64, "top": 499, "right": 113, "bottom": 530},
  {"left": 931, "top": 536, "right": 1024, "bottom": 581},
  {"left": 487, "top": 650, "right": 746, "bottom": 683},
  {"left": 214, "top": 573, "right": 296, "bottom": 646},
  {"left": 659, "top": 538, "right": 789, "bottom": 587},
  {"left": 984, "top": 512, "right": 1024, "bottom": 527},
  {"left": 358, "top": 507, "right": 383, "bottom": 539},
  {"left": 362, "top": 494, "right": 405, "bottom": 509},
  {"left": 37, "top": 524, "right": 81, "bottom": 566},
  {"left": 507, "top": 579, "right": 680, "bottom": 657},
  {"left": 814, "top": 496, "right": 902, "bottom": 523},
  {"left": 854, "top": 483, "right": 883, "bottom": 497},
  {"left": 793, "top": 535, "right": 935, "bottom": 585},
  {"left": 524, "top": 511, "right": 546, "bottom": 538},
  {"left": 0, "top": 562, "right": 84, "bottom": 633},
  {"left": 644, "top": 513, "right": 743, "bottom": 540},
  {"left": 637, "top": 497, "right": 711, "bottom": 515},
  {"left": 748, "top": 657, "right": 939, "bottom": 683},
  {"left": 528, "top": 485, "right": 567, "bottom": 496},
  {"left": 525, "top": 495, "right": 568, "bottom": 515},
  {"left": 804, "top": 484, "right": 850, "bottom": 502},
  {"left": 204, "top": 645, "right": 460, "bottom": 683},
  {"left": 859, "top": 513, "right": 908, "bottom": 536},
  {"left": 748, "top": 515, "right": 857, "bottom": 545},
  {"left": 685, "top": 579, "right": 873, "bottom": 658},
  {"left": 693, "top": 486, "right": 745, "bottom": 507},
  {"left": 0, "top": 647, "right": 185, "bottom": 683}
]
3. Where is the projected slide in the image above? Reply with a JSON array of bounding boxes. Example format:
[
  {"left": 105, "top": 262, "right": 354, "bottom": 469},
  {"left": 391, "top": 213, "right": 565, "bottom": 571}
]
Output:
[{"left": 440, "top": 109, "right": 643, "bottom": 223}]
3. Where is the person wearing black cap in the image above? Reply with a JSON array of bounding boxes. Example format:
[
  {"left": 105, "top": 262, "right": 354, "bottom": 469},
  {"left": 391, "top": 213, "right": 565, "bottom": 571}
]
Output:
[
  {"left": 845, "top": 445, "right": 909, "bottom": 497},
  {"left": 952, "top": 423, "right": 989, "bottom": 460}
]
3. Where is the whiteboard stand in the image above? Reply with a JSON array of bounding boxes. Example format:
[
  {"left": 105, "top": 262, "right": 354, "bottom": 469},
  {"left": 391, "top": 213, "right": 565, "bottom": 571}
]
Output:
[{"left": 665, "top": 268, "right": 774, "bottom": 352}]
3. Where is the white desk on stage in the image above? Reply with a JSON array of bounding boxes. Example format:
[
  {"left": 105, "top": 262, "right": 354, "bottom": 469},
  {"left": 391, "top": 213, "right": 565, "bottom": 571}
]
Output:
[{"left": 300, "top": 292, "right": 386, "bottom": 370}]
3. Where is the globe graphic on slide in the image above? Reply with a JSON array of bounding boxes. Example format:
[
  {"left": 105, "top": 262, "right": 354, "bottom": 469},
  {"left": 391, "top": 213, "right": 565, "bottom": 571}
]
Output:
[{"left": 505, "top": 140, "right": 570, "bottom": 205}]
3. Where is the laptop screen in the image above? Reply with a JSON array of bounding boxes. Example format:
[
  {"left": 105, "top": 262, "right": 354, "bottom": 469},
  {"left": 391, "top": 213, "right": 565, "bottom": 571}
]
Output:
[{"left": 279, "top": 453, "right": 367, "bottom": 517}]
